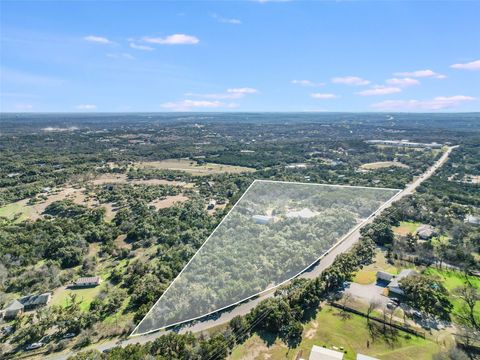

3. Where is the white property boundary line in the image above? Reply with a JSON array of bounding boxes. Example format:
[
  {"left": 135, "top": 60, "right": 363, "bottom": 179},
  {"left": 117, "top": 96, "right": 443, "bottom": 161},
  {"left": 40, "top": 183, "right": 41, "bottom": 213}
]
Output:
[{"left": 131, "top": 180, "right": 402, "bottom": 337}]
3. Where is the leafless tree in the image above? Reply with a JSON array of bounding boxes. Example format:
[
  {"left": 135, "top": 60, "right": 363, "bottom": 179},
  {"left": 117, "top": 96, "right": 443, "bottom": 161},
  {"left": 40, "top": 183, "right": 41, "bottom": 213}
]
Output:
[{"left": 366, "top": 299, "right": 381, "bottom": 324}]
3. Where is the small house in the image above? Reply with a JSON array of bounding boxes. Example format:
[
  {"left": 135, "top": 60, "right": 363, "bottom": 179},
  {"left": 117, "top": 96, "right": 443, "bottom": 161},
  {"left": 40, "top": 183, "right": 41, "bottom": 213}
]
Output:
[
  {"left": 376, "top": 269, "right": 417, "bottom": 296},
  {"left": 252, "top": 215, "right": 273, "bottom": 225},
  {"left": 465, "top": 215, "right": 480, "bottom": 225},
  {"left": 376, "top": 271, "right": 394, "bottom": 283},
  {"left": 19, "top": 293, "right": 51, "bottom": 310},
  {"left": 72, "top": 276, "right": 101, "bottom": 288},
  {"left": 2, "top": 292, "right": 52, "bottom": 319},
  {"left": 416, "top": 224, "right": 435, "bottom": 240},
  {"left": 3, "top": 300, "right": 24, "bottom": 319},
  {"left": 387, "top": 269, "right": 417, "bottom": 296}
]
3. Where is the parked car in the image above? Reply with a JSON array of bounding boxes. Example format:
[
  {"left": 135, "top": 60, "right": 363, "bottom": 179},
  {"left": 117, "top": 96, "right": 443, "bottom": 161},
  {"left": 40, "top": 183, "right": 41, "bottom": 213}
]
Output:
[
  {"left": 390, "top": 298, "right": 400, "bottom": 305},
  {"left": 411, "top": 310, "right": 423, "bottom": 319},
  {"left": 25, "top": 342, "right": 44, "bottom": 351}
]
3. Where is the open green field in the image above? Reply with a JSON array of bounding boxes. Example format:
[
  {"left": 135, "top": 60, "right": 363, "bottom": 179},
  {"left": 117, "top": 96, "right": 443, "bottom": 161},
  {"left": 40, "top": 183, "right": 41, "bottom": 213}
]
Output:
[
  {"left": 135, "top": 159, "right": 256, "bottom": 176},
  {"left": 424, "top": 268, "right": 480, "bottom": 318},
  {"left": 50, "top": 285, "right": 103, "bottom": 311},
  {"left": 353, "top": 251, "right": 398, "bottom": 285},
  {"left": 393, "top": 221, "right": 422, "bottom": 236},
  {"left": 0, "top": 200, "right": 34, "bottom": 222},
  {"left": 230, "top": 305, "right": 441, "bottom": 360}
]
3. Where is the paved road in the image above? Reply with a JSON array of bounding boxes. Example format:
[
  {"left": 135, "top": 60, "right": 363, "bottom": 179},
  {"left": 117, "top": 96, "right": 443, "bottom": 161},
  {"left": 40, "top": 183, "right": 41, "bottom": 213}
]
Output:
[{"left": 44, "top": 146, "right": 455, "bottom": 360}]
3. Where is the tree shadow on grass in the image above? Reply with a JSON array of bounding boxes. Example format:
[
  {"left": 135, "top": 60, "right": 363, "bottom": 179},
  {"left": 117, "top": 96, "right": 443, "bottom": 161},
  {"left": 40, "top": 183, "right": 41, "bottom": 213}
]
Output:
[
  {"left": 301, "top": 305, "right": 321, "bottom": 324},
  {"left": 367, "top": 321, "right": 400, "bottom": 347},
  {"left": 256, "top": 329, "right": 278, "bottom": 347}
]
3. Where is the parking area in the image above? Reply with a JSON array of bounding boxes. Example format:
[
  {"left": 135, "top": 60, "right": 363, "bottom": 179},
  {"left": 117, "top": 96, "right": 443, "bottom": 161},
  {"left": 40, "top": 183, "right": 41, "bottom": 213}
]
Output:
[{"left": 344, "top": 282, "right": 390, "bottom": 307}]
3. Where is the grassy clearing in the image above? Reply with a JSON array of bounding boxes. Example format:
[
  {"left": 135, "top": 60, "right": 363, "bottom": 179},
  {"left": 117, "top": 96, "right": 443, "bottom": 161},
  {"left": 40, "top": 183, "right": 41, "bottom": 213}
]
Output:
[
  {"left": 424, "top": 268, "right": 480, "bottom": 318},
  {"left": 360, "top": 161, "right": 409, "bottom": 170},
  {"left": 149, "top": 194, "right": 189, "bottom": 210},
  {"left": 0, "top": 199, "right": 35, "bottom": 221},
  {"left": 230, "top": 305, "right": 441, "bottom": 360},
  {"left": 353, "top": 251, "right": 398, "bottom": 285},
  {"left": 50, "top": 285, "right": 103, "bottom": 311},
  {"left": 135, "top": 159, "right": 255, "bottom": 176},
  {"left": 393, "top": 221, "right": 422, "bottom": 236}
]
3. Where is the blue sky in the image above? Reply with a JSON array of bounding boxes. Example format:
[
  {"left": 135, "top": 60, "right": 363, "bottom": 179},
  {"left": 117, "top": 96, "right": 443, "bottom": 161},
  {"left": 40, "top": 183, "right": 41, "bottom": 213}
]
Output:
[{"left": 1, "top": 0, "right": 479, "bottom": 112}]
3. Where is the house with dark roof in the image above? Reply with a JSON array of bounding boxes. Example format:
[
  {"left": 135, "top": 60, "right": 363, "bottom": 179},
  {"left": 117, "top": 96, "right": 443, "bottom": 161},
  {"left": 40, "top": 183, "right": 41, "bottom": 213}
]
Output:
[
  {"left": 19, "top": 293, "right": 52, "bottom": 310},
  {"left": 2, "top": 292, "right": 52, "bottom": 319},
  {"left": 376, "top": 269, "right": 418, "bottom": 296},
  {"left": 376, "top": 271, "right": 395, "bottom": 283}
]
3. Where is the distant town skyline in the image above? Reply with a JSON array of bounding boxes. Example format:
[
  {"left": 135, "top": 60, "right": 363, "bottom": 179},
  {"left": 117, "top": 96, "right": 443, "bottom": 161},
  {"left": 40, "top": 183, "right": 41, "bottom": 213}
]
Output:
[{"left": 1, "top": 1, "right": 479, "bottom": 112}]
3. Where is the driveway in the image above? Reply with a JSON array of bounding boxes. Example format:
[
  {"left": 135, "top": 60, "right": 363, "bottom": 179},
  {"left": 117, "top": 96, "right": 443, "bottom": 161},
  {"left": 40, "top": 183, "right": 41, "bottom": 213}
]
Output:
[{"left": 345, "top": 282, "right": 389, "bottom": 307}]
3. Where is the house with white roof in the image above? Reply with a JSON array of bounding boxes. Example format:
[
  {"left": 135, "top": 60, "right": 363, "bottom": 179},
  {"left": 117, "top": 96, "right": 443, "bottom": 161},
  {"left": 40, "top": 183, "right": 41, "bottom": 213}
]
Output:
[{"left": 309, "top": 345, "right": 344, "bottom": 360}]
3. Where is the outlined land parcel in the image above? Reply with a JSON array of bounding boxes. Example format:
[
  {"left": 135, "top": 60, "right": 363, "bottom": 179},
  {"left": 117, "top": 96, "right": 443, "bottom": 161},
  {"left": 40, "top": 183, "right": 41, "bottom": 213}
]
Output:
[{"left": 133, "top": 180, "right": 400, "bottom": 335}]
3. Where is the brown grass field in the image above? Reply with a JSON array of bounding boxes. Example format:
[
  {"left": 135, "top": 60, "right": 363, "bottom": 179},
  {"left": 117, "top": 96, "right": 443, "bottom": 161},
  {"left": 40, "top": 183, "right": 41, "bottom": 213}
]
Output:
[{"left": 360, "top": 161, "right": 409, "bottom": 170}]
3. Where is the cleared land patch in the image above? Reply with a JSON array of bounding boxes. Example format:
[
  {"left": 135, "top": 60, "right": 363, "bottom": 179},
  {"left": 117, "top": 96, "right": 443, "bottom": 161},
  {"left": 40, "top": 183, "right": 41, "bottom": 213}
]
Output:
[
  {"left": 360, "top": 161, "right": 409, "bottom": 170},
  {"left": 353, "top": 251, "right": 398, "bottom": 285},
  {"left": 133, "top": 180, "right": 399, "bottom": 335},
  {"left": 90, "top": 173, "right": 192, "bottom": 187},
  {"left": 393, "top": 221, "right": 422, "bottom": 236},
  {"left": 135, "top": 159, "right": 255, "bottom": 176},
  {"left": 149, "top": 194, "right": 189, "bottom": 210},
  {"left": 0, "top": 186, "right": 117, "bottom": 222}
]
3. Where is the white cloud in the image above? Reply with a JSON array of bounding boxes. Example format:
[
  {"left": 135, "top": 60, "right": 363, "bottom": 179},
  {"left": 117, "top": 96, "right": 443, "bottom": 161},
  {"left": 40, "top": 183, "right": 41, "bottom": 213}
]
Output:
[
  {"left": 386, "top": 77, "right": 420, "bottom": 87},
  {"left": 161, "top": 99, "right": 230, "bottom": 111},
  {"left": 311, "top": 93, "right": 338, "bottom": 99},
  {"left": 83, "top": 35, "right": 112, "bottom": 44},
  {"left": 227, "top": 87, "right": 258, "bottom": 95},
  {"left": 357, "top": 86, "right": 402, "bottom": 96},
  {"left": 450, "top": 59, "right": 480, "bottom": 71},
  {"left": 107, "top": 53, "right": 135, "bottom": 60},
  {"left": 76, "top": 104, "right": 97, "bottom": 110},
  {"left": 212, "top": 13, "right": 242, "bottom": 25},
  {"left": 372, "top": 95, "right": 475, "bottom": 111},
  {"left": 143, "top": 34, "right": 199, "bottom": 45},
  {"left": 15, "top": 104, "right": 33, "bottom": 110},
  {"left": 291, "top": 79, "right": 325, "bottom": 87},
  {"left": 185, "top": 87, "right": 258, "bottom": 100},
  {"left": 331, "top": 76, "right": 370, "bottom": 86},
  {"left": 129, "top": 43, "right": 154, "bottom": 51},
  {"left": 394, "top": 69, "right": 445, "bottom": 79}
]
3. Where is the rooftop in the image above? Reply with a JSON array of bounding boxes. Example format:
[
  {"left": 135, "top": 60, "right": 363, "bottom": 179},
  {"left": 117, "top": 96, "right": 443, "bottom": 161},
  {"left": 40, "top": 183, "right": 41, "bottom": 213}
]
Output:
[
  {"left": 309, "top": 345, "right": 344, "bottom": 360},
  {"left": 75, "top": 276, "right": 100, "bottom": 285}
]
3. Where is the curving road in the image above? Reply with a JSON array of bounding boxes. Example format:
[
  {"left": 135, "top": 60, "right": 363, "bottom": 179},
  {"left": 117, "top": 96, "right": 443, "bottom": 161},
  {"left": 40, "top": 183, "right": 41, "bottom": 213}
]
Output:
[{"left": 44, "top": 145, "right": 456, "bottom": 360}]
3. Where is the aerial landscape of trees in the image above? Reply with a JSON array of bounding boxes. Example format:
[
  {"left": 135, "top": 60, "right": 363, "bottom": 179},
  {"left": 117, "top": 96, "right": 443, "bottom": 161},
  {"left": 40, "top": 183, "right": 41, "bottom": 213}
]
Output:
[{"left": 0, "top": 113, "right": 478, "bottom": 358}]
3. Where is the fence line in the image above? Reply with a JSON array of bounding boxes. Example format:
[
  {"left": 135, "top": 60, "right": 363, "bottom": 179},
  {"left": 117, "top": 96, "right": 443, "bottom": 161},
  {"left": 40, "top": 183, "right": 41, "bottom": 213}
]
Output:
[{"left": 330, "top": 302, "right": 425, "bottom": 338}]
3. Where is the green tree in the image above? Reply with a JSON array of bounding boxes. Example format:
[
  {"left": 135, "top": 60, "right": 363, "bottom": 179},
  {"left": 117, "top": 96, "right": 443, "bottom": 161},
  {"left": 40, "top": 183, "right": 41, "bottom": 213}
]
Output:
[{"left": 400, "top": 274, "right": 453, "bottom": 320}]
